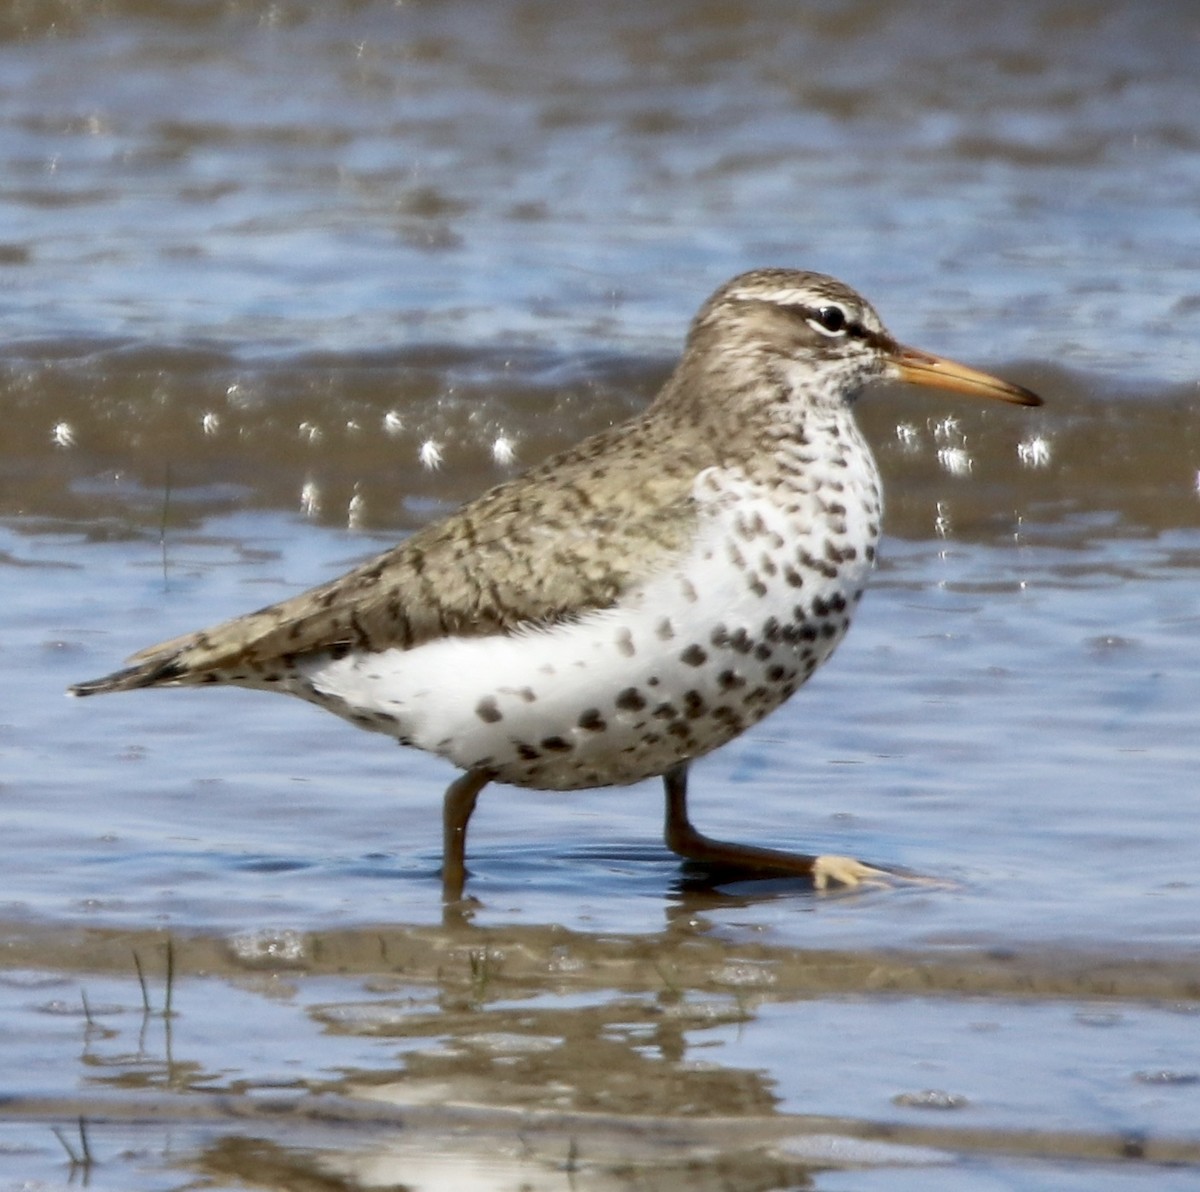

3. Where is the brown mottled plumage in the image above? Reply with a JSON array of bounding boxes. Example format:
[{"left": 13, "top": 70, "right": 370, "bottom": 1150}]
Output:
[
  {"left": 104, "top": 418, "right": 707, "bottom": 683},
  {"left": 72, "top": 269, "right": 1041, "bottom": 898}
]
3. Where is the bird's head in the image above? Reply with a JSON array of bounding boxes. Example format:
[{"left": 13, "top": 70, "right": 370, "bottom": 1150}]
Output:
[{"left": 687, "top": 268, "right": 1042, "bottom": 410}]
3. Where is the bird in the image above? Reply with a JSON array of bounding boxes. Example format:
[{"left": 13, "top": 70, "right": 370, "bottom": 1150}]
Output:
[{"left": 70, "top": 269, "right": 1041, "bottom": 900}]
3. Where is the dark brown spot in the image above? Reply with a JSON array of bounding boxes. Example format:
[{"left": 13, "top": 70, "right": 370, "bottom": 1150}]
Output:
[
  {"left": 349, "top": 611, "right": 371, "bottom": 648},
  {"left": 738, "top": 511, "right": 767, "bottom": 540},
  {"left": 680, "top": 644, "right": 708, "bottom": 667},
  {"left": 754, "top": 643, "right": 772, "bottom": 661},
  {"left": 730, "top": 628, "right": 753, "bottom": 654},
  {"left": 767, "top": 664, "right": 787, "bottom": 682},
  {"left": 578, "top": 708, "right": 606, "bottom": 732},
  {"left": 683, "top": 690, "right": 706, "bottom": 718},
  {"left": 784, "top": 565, "right": 805, "bottom": 588},
  {"left": 653, "top": 702, "right": 679, "bottom": 720},
  {"left": 541, "top": 736, "right": 573, "bottom": 752},
  {"left": 763, "top": 616, "right": 782, "bottom": 642},
  {"left": 615, "top": 687, "right": 647, "bottom": 711},
  {"left": 712, "top": 705, "right": 744, "bottom": 729},
  {"left": 748, "top": 576, "right": 768, "bottom": 598},
  {"left": 718, "top": 669, "right": 745, "bottom": 691},
  {"left": 475, "top": 697, "right": 502, "bottom": 724},
  {"left": 710, "top": 623, "right": 731, "bottom": 649},
  {"left": 865, "top": 544, "right": 877, "bottom": 563},
  {"left": 515, "top": 742, "right": 540, "bottom": 760}
]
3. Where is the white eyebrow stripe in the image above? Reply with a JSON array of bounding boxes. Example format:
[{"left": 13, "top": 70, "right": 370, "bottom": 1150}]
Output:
[{"left": 725, "top": 287, "right": 827, "bottom": 306}]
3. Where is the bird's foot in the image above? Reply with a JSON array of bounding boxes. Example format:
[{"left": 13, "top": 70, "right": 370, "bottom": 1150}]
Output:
[
  {"left": 811, "top": 854, "right": 946, "bottom": 891},
  {"left": 811, "top": 854, "right": 890, "bottom": 890}
]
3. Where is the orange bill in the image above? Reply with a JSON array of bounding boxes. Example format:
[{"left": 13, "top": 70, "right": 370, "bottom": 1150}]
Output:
[{"left": 890, "top": 345, "right": 1042, "bottom": 407}]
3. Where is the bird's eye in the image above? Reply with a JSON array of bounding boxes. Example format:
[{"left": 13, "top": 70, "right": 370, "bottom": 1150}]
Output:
[{"left": 806, "top": 305, "right": 848, "bottom": 337}]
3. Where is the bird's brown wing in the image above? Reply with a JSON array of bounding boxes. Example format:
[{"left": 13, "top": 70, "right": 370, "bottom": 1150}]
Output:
[{"left": 72, "top": 417, "right": 708, "bottom": 694}]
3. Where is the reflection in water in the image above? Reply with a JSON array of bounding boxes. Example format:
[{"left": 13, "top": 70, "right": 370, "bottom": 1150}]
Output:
[{"left": 3, "top": 917, "right": 1200, "bottom": 1186}]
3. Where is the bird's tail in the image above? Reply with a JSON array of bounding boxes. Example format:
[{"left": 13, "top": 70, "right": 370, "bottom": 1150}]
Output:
[{"left": 69, "top": 655, "right": 188, "bottom": 697}]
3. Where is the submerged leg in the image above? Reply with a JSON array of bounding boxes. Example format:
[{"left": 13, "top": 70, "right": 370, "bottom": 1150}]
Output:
[
  {"left": 442, "top": 768, "right": 491, "bottom": 901},
  {"left": 661, "top": 763, "right": 886, "bottom": 889}
]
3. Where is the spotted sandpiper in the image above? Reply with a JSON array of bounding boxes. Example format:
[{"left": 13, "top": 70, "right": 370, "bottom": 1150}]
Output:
[{"left": 71, "top": 269, "right": 1041, "bottom": 899}]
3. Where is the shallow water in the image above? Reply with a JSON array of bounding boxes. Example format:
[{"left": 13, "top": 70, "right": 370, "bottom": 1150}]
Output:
[{"left": 3, "top": 1, "right": 1200, "bottom": 1187}]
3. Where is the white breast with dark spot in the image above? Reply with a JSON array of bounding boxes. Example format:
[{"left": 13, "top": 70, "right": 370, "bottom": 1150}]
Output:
[{"left": 296, "top": 440, "right": 881, "bottom": 791}]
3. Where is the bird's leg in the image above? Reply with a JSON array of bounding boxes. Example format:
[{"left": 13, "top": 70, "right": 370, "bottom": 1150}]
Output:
[
  {"left": 661, "top": 763, "right": 887, "bottom": 890},
  {"left": 442, "top": 768, "right": 491, "bottom": 901}
]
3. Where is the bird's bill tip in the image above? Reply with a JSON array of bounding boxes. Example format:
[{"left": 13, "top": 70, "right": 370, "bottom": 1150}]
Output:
[{"left": 890, "top": 345, "right": 1042, "bottom": 407}]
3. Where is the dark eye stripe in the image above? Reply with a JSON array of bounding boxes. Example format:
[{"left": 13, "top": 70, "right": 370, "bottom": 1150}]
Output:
[
  {"left": 784, "top": 304, "right": 868, "bottom": 337},
  {"left": 778, "top": 304, "right": 893, "bottom": 352}
]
